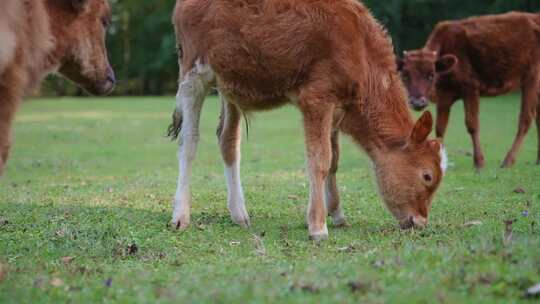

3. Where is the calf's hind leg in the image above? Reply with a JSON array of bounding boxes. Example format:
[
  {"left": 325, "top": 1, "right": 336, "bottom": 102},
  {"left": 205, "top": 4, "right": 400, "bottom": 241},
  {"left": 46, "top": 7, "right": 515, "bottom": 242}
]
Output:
[
  {"left": 536, "top": 93, "right": 540, "bottom": 165},
  {"left": 217, "top": 94, "right": 250, "bottom": 227},
  {"left": 325, "top": 130, "right": 347, "bottom": 227},
  {"left": 171, "top": 62, "right": 213, "bottom": 230},
  {"left": 463, "top": 94, "right": 485, "bottom": 169},
  {"left": 501, "top": 71, "right": 540, "bottom": 168}
]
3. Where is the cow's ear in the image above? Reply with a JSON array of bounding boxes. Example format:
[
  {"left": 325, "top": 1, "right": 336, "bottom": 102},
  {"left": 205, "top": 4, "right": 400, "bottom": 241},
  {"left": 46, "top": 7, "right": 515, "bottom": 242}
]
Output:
[
  {"left": 409, "top": 111, "right": 433, "bottom": 144},
  {"left": 70, "top": 0, "right": 88, "bottom": 12},
  {"left": 396, "top": 57, "right": 404, "bottom": 72},
  {"left": 435, "top": 54, "right": 457, "bottom": 75}
]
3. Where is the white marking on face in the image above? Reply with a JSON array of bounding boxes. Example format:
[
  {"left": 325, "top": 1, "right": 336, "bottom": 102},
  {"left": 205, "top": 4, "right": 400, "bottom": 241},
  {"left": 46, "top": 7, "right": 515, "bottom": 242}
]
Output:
[{"left": 439, "top": 145, "right": 448, "bottom": 174}]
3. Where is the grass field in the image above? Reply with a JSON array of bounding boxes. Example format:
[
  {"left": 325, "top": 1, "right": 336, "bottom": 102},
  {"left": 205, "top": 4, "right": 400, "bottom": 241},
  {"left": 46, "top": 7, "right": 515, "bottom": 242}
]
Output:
[{"left": 0, "top": 95, "right": 539, "bottom": 303}]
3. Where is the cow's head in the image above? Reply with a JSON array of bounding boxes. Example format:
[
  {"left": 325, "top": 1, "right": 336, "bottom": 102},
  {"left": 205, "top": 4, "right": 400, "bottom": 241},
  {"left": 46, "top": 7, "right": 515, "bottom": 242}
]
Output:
[
  {"left": 46, "top": 0, "right": 115, "bottom": 95},
  {"left": 375, "top": 112, "right": 447, "bottom": 229},
  {"left": 397, "top": 49, "right": 457, "bottom": 111}
]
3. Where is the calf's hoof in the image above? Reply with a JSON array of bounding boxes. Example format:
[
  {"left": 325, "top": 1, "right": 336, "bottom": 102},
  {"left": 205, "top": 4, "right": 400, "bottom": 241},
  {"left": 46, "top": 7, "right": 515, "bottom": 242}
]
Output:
[
  {"left": 333, "top": 217, "right": 350, "bottom": 228},
  {"left": 309, "top": 233, "right": 328, "bottom": 242},
  {"left": 474, "top": 158, "right": 485, "bottom": 170},
  {"left": 309, "top": 224, "right": 328, "bottom": 242},
  {"left": 228, "top": 204, "right": 251, "bottom": 228},
  {"left": 171, "top": 220, "right": 190, "bottom": 231},
  {"left": 171, "top": 214, "right": 190, "bottom": 231},
  {"left": 501, "top": 158, "right": 515, "bottom": 168},
  {"left": 231, "top": 215, "right": 251, "bottom": 228},
  {"left": 536, "top": 159, "right": 540, "bottom": 165}
]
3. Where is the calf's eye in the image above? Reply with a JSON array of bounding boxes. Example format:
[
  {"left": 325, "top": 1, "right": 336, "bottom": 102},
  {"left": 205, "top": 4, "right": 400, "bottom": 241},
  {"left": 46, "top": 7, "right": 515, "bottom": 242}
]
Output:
[
  {"left": 423, "top": 173, "right": 433, "bottom": 183},
  {"left": 101, "top": 17, "right": 110, "bottom": 27}
]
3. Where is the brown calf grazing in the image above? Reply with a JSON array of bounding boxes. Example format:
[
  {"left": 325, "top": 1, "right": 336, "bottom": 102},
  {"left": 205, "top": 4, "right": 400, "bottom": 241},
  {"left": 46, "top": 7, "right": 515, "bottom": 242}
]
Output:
[
  {"left": 0, "top": 0, "right": 115, "bottom": 174},
  {"left": 169, "top": 0, "right": 447, "bottom": 240},
  {"left": 398, "top": 12, "right": 540, "bottom": 169}
]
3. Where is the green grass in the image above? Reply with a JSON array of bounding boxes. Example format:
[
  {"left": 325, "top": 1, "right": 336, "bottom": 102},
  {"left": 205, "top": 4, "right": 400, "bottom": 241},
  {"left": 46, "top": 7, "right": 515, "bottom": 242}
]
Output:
[{"left": 0, "top": 95, "right": 539, "bottom": 303}]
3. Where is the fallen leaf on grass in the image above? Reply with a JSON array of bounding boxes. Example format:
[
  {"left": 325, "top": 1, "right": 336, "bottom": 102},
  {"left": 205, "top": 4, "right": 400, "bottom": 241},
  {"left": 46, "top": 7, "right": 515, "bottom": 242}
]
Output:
[
  {"left": 513, "top": 187, "right": 526, "bottom": 194},
  {"left": 372, "top": 260, "right": 385, "bottom": 269},
  {"left": 287, "top": 195, "right": 299, "bottom": 200},
  {"left": 251, "top": 234, "right": 266, "bottom": 256},
  {"left": 503, "top": 219, "right": 514, "bottom": 246},
  {"left": 337, "top": 244, "right": 356, "bottom": 253},
  {"left": 348, "top": 280, "right": 372, "bottom": 293},
  {"left": 291, "top": 282, "right": 319, "bottom": 293},
  {"left": 464, "top": 220, "right": 483, "bottom": 227},
  {"left": 525, "top": 283, "right": 540, "bottom": 298},
  {"left": 477, "top": 273, "right": 497, "bottom": 285},
  {"left": 229, "top": 241, "right": 241, "bottom": 246},
  {"left": 50, "top": 278, "right": 64, "bottom": 287},
  {"left": 61, "top": 256, "right": 75, "bottom": 265},
  {"left": 33, "top": 278, "right": 45, "bottom": 288},
  {"left": 127, "top": 244, "right": 138, "bottom": 255}
]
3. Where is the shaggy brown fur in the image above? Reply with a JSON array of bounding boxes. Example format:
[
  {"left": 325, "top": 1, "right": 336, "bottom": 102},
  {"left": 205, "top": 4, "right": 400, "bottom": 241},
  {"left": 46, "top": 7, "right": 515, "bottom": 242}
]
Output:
[
  {"left": 399, "top": 12, "right": 540, "bottom": 168},
  {"left": 171, "top": 0, "right": 445, "bottom": 239},
  {"left": 0, "top": 0, "right": 115, "bottom": 174}
]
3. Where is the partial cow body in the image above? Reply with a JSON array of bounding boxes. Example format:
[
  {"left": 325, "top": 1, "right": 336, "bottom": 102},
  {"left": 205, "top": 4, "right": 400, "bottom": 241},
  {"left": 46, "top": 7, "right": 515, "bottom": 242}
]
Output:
[
  {"left": 0, "top": 0, "right": 115, "bottom": 174},
  {"left": 399, "top": 12, "right": 540, "bottom": 168},
  {"left": 170, "top": 0, "right": 446, "bottom": 240}
]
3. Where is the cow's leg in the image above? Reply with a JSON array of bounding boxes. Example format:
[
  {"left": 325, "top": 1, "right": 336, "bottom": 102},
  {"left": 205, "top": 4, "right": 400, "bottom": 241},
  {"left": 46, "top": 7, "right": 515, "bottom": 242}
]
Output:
[
  {"left": 536, "top": 96, "right": 540, "bottom": 165},
  {"left": 325, "top": 130, "right": 347, "bottom": 227},
  {"left": 217, "top": 94, "right": 250, "bottom": 227},
  {"left": 298, "top": 92, "right": 334, "bottom": 241},
  {"left": 502, "top": 72, "right": 540, "bottom": 168},
  {"left": 0, "top": 88, "right": 20, "bottom": 175},
  {"left": 171, "top": 62, "right": 212, "bottom": 230},
  {"left": 463, "top": 94, "right": 485, "bottom": 169},
  {"left": 434, "top": 96, "right": 454, "bottom": 139}
]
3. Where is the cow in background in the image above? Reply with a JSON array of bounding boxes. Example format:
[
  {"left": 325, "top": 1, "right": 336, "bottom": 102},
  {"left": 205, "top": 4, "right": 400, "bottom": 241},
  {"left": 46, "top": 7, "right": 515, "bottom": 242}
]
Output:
[
  {"left": 398, "top": 12, "right": 540, "bottom": 169},
  {"left": 0, "top": 0, "right": 115, "bottom": 174}
]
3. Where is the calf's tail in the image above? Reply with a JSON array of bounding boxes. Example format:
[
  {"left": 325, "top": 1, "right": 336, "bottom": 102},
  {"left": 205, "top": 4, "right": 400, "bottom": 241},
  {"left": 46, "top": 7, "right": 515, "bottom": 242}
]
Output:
[{"left": 167, "top": 109, "right": 183, "bottom": 141}]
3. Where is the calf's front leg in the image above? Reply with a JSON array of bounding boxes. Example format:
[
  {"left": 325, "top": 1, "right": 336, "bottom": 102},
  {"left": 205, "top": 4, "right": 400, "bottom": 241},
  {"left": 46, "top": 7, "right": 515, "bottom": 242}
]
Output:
[
  {"left": 217, "top": 95, "right": 250, "bottom": 227},
  {"left": 299, "top": 98, "right": 334, "bottom": 241},
  {"left": 463, "top": 94, "right": 485, "bottom": 169}
]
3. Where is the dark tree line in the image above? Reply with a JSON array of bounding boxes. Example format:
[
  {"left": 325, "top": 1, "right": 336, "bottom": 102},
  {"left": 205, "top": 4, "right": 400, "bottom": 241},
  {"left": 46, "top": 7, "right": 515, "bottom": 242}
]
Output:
[{"left": 42, "top": 0, "right": 540, "bottom": 96}]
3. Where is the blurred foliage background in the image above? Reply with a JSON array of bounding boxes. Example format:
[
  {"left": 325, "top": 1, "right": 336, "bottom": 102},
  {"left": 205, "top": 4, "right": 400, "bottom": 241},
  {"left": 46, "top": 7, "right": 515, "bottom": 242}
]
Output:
[{"left": 42, "top": 0, "right": 540, "bottom": 96}]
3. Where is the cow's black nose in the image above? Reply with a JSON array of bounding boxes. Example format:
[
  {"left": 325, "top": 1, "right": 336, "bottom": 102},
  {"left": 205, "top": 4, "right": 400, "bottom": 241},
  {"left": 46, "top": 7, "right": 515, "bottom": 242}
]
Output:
[
  {"left": 106, "top": 66, "right": 116, "bottom": 85},
  {"left": 410, "top": 96, "right": 428, "bottom": 111}
]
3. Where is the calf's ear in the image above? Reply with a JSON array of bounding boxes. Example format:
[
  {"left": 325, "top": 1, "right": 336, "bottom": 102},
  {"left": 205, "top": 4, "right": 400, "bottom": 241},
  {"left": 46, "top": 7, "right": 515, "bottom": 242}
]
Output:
[
  {"left": 410, "top": 111, "right": 433, "bottom": 144},
  {"left": 70, "top": 0, "right": 88, "bottom": 12},
  {"left": 435, "top": 54, "right": 457, "bottom": 75}
]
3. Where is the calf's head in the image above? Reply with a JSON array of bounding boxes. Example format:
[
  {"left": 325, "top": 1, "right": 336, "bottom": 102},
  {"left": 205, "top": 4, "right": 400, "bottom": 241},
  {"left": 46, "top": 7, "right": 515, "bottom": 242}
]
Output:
[
  {"left": 397, "top": 50, "right": 457, "bottom": 111},
  {"left": 46, "top": 0, "right": 115, "bottom": 95},
  {"left": 375, "top": 112, "right": 447, "bottom": 229}
]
